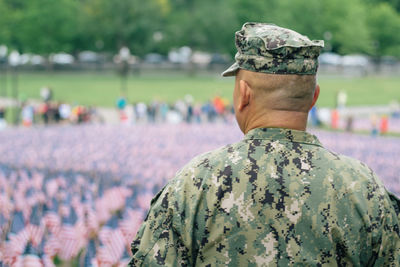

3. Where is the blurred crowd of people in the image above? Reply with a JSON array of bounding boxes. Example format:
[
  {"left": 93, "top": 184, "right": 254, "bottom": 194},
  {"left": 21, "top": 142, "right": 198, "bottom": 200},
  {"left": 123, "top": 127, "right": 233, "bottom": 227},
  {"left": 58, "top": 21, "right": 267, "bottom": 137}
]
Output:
[
  {"left": 0, "top": 87, "right": 100, "bottom": 129},
  {"left": 19, "top": 86, "right": 99, "bottom": 127},
  {"left": 1, "top": 86, "right": 399, "bottom": 136},
  {"left": 0, "top": 90, "right": 236, "bottom": 129},
  {"left": 20, "top": 101, "right": 97, "bottom": 127},
  {"left": 116, "top": 94, "right": 235, "bottom": 125}
]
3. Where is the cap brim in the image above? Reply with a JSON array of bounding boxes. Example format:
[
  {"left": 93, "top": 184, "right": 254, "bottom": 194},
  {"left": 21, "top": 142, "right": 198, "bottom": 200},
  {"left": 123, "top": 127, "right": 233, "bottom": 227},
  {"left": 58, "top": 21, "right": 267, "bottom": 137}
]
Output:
[{"left": 221, "top": 62, "right": 239, "bottom": 77}]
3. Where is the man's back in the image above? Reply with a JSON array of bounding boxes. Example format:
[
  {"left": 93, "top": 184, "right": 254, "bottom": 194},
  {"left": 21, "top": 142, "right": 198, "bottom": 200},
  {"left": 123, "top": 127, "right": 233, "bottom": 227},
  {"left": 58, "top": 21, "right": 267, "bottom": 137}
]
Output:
[
  {"left": 130, "top": 128, "right": 400, "bottom": 266},
  {"left": 130, "top": 22, "right": 400, "bottom": 266}
]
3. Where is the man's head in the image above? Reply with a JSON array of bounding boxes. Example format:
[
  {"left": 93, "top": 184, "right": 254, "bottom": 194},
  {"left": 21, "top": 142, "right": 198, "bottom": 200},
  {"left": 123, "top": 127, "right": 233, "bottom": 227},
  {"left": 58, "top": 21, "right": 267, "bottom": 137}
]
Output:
[{"left": 223, "top": 22, "right": 324, "bottom": 133}]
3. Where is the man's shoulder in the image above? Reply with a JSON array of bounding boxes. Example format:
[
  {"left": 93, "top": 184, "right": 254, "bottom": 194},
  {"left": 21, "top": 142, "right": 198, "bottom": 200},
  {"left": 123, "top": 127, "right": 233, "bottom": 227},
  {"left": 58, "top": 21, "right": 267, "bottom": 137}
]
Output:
[
  {"left": 314, "top": 148, "right": 394, "bottom": 204},
  {"left": 321, "top": 148, "right": 376, "bottom": 177},
  {"left": 327, "top": 150, "right": 369, "bottom": 168},
  {"left": 181, "top": 142, "right": 241, "bottom": 171},
  {"left": 172, "top": 140, "right": 246, "bottom": 184}
]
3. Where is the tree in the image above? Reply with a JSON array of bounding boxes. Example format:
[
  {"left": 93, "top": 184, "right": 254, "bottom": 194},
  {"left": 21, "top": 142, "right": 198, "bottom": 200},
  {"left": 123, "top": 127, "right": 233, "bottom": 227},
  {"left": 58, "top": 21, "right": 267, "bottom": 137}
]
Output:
[
  {"left": 161, "top": 0, "right": 239, "bottom": 54},
  {"left": 0, "top": 0, "right": 399, "bottom": 59},
  {"left": 315, "top": 0, "right": 372, "bottom": 55},
  {"left": 364, "top": 0, "right": 400, "bottom": 12},
  {"left": 284, "top": 0, "right": 371, "bottom": 54},
  {"left": 368, "top": 3, "right": 400, "bottom": 58},
  {"left": 81, "top": 0, "right": 166, "bottom": 55},
  {"left": 231, "top": 0, "right": 374, "bottom": 55},
  {"left": 8, "top": 0, "right": 78, "bottom": 54},
  {"left": 0, "top": 1, "right": 12, "bottom": 46}
]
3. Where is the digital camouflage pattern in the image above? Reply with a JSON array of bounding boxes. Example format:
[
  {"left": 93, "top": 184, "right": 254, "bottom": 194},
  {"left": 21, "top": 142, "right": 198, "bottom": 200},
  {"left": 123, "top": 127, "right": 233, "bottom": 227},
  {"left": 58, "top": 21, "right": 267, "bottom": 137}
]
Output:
[
  {"left": 130, "top": 128, "right": 400, "bottom": 266},
  {"left": 222, "top": 22, "right": 324, "bottom": 77}
]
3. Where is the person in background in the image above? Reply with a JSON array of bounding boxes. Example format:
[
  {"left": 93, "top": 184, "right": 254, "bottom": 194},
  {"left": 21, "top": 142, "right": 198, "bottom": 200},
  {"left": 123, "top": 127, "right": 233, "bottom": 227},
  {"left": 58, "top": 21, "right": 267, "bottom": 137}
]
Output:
[
  {"left": 21, "top": 103, "right": 34, "bottom": 127},
  {"left": 335, "top": 89, "right": 347, "bottom": 110},
  {"left": 380, "top": 114, "right": 389, "bottom": 135},
  {"left": 40, "top": 86, "right": 52, "bottom": 103},
  {"left": 59, "top": 102, "right": 71, "bottom": 122},
  {"left": 370, "top": 114, "right": 379, "bottom": 136},
  {"left": 0, "top": 106, "right": 7, "bottom": 130}
]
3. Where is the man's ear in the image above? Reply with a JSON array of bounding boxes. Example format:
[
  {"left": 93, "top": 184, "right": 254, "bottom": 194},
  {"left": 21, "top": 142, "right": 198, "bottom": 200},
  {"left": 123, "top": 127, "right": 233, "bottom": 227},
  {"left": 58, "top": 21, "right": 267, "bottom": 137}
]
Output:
[
  {"left": 310, "top": 84, "right": 320, "bottom": 110},
  {"left": 238, "top": 79, "right": 251, "bottom": 111}
]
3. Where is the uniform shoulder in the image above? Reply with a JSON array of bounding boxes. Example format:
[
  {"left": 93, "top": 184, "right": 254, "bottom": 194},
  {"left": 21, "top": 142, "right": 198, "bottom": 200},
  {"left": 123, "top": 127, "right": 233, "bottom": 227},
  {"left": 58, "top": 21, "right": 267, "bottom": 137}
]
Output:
[
  {"left": 319, "top": 149, "right": 393, "bottom": 200},
  {"left": 162, "top": 142, "right": 244, "bottom": 208},
  {"left": 336, "top": 152, "right": 371, "bottom": 170},
  {"left": 318, "top": 146, "right": 374, "bottom": 176},
  {"left": 172, "top": 140, "right": 245, "bottom": 182},
  {"left": 182, "top": 142, "right": 236, "bottom": 168}
]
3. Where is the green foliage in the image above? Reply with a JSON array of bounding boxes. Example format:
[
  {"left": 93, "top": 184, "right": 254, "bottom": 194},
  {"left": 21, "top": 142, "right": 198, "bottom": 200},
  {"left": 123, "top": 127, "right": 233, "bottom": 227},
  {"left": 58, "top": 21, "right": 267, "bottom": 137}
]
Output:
[
  {"left": 0, "top": 0, "right": 399, "bottom": 58},
  {"left": 320, "top": 0, "right": 372, "bottom": 54},
  {"left": 222, "top": 0, "right": 375, "bottom": 55},
  {"left": 80, "top": 0, "right": 165, "bottom": 55},
  {"left": 231, "top": 0, "right": 279, "bottom": 25},
  {"left": 276, "top": 0, "right": 325, "bottom": 39},
  {"left": 365, "top": 0, "right": 400, "bottom": 12},
  {"left": 164, "top": 0, "right": 239, "bottom": 53},
  {"left": 1, "top": 0, "right": 79, "bottom": 54},
  {"left": 367, "top": 3, "right": 400, "bottom": 58},
  {"left": 0, "top": 1, "right": 12, "bottom": 45}
]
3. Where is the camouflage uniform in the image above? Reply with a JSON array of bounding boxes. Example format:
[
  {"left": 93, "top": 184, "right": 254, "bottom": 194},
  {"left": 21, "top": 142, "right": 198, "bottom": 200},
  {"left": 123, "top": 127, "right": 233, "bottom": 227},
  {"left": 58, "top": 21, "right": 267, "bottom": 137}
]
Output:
[
  {"left": 130, "top": 23, "right": 400, "bottom": 266},
  {"left": 130, "top": 128, "right": 400, "bottom": 266}
]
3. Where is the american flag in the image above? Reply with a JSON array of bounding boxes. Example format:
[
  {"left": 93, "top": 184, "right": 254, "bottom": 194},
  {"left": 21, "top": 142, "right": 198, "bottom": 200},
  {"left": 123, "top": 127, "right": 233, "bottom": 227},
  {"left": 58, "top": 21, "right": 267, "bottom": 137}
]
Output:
[
  {"left": 42, "top": 198, "right": 61, "bottom": 235},
  {"left": 82, "top": 192, "right": 99, "bottom": 236},
  {"left": 12, "top": 242, "right": 43, "bottom": 267},
  {"left": 3, "top": 210, "right": 28, "bottom": 265},
  {"left": 57, "top": 206, "right": 86, "bottom": 261},
  {"left": 43, "top": 234, "right": 59, "bottom": 258},
  {"left": 119, "top": 209, "right": 144, "bottom": 246},
  {"left": 97, "top": 213, "right": 126, "bottom": 266},
  {"left": 26, "top": 204, "right": 45, "bottom": 248}
]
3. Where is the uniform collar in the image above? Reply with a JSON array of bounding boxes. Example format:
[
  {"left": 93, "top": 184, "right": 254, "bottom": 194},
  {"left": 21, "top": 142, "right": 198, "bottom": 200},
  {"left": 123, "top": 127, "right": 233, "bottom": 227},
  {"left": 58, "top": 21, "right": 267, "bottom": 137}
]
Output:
[{"left": 244, "top": 127, "right": 323, "bottom": 147}]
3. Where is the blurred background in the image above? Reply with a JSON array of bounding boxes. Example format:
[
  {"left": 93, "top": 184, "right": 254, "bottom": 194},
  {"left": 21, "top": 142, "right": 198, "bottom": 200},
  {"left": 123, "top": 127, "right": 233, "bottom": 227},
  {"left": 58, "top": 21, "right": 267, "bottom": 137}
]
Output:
[{"left": 0, "top": 0, "right": 399, "bottom": 266}]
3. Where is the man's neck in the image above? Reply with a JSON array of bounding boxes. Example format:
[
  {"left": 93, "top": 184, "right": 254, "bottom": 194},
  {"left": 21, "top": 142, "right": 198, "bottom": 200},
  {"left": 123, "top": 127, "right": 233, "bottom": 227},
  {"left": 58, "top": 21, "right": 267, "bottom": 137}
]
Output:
[{"left": 242, "top": 109, "right": 309, "bottom": 134}]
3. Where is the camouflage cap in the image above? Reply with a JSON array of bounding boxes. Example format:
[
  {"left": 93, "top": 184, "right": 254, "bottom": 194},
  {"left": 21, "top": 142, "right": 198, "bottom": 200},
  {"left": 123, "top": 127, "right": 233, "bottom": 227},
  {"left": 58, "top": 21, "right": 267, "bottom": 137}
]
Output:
[{"left": 222, "top": 22, "right": 324, "bottom": 76}]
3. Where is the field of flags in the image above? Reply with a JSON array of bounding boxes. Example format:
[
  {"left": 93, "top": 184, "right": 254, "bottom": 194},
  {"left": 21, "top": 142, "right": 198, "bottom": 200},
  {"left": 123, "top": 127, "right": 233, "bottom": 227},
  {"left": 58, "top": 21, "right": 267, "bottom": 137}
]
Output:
[{"left": 0, "top": 123, "right": 399, "bottom": 266}]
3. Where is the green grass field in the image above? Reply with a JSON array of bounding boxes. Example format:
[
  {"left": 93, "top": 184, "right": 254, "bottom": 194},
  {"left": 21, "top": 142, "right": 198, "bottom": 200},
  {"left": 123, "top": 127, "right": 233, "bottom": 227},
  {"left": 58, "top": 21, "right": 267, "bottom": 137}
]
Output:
[{"left": 1, "top": 71, "right": 399, "bottom": 107}]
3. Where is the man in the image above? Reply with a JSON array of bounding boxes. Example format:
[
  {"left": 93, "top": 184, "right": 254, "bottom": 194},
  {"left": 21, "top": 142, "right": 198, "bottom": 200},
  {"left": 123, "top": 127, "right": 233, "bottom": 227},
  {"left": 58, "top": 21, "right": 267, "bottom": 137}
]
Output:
[{"left": 130, "top": 22, "right": 400, "bottom": 266}]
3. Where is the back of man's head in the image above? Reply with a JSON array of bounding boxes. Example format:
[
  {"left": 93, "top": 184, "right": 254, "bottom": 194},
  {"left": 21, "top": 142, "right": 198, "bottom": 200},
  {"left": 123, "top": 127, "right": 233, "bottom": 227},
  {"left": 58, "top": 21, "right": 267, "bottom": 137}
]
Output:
[
  {"left": 238, "top": 70, "right": 317, "bottom": 113},
  {"left": 223, "top": 23, "right": 324, "bottom": 132}
]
